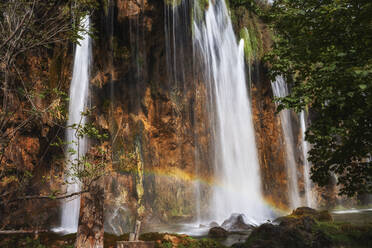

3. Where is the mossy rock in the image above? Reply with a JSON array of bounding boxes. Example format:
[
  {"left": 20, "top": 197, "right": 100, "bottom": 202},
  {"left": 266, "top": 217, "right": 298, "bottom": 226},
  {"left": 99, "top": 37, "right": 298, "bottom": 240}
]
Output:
[
  {"left": 0, "top": 232, "right": 76, "bottom": 248},
  {"left": 276, "top": 207, "right": 333, "bottom": 223},
  {"left": 241, "top": 208, "right": 372, "bottom": 248},
  {"left": 208, "top": 227, "right": 229, "bottom": 238},
  {"left": 317, "top": 210, "right": 333, "bottom": 222},
  {"left": 291, "top": 207, "right": 318, "bottom": 217},
  {"left": 106, "top": 232, "right": 225, "bottom": 248},
  {"left": 243, "top": 223, "right": 311, "bottom": 248}
]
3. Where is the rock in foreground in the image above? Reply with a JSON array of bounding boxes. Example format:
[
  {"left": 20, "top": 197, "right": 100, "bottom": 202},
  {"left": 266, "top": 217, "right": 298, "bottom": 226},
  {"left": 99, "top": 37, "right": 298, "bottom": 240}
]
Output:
[
  {"left": 234, "top": 207, "right": 372, "bottom": 248},
  {"left": 208, "top": 227, "right": 229, "bottom": 238},
  {"left": 221, "top": 214, "right": 254, "bottom": 232}
]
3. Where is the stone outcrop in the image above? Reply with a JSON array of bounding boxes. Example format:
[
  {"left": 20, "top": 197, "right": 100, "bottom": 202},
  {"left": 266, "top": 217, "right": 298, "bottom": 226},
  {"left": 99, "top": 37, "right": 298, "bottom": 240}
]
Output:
[{"left": 221, "top": 214, "right": 254, "bottom": 232}]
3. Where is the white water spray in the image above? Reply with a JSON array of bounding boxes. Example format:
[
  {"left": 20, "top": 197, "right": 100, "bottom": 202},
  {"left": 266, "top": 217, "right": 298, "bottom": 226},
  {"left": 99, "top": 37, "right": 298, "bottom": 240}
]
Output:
[
  {"left": 193, "top": 0, "right": 271, "bottom": 225},
  {"left": 59, "top": 17, "right": 91, "bottom": 233},
  {"left": 300, "top": 110, "right": 315, "bottom": 207},
  {"left": 271, "top": 76, "right": 301, "bottom": 209}
]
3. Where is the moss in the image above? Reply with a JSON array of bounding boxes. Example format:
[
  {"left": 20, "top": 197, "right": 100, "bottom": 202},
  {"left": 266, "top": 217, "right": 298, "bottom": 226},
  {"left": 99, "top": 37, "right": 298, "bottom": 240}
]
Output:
[
  {"left": 1, "top": 232, "right": 225, "bottom": 248},
  {"left": 313, "top": 221, "right": 372, "bottom": 247},
  {"left": 164, "top": 0, "right": 183, "bottom": 7},
  {"left": 104, "top": 233, "right": 129, "bottom": 247},
  {"left": 240, "top": 27, "right": 254, "bottom": 62},
  {"left": 102, "top": 0, "right": 109, "bottom": 15},
  {"left": 133, "top": 132, "right": 145, "bottom": 218},
  {"left": 0, "top": 233, "right": 76, "bottom": 248},
  {"left": 106, "top": 232, "right": 225, "bottom": 248},
  {"left": 245, "top": 207, "right": 372, "bottom": 248},
  {"left": 196, "top": 0, "right": 209, "bottom": 11},
  {"left": 193, "top": 0, "right": 209, "bottom": 23}
]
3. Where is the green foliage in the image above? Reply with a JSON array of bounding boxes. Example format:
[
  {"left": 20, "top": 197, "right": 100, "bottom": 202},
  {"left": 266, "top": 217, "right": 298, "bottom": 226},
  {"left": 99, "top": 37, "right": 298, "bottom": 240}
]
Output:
[
  {"left": 104, "top": 232, "right": 225, "bottom": 248},
  {"left": 313, "top": 221, "right": 372, "bottom": 247},
  {"left": 160, "top": 242, "right": 173, "bottom": 248},
  {"left": 193, "top": 0, "right": 209, "bottom": 24},
  {"left": 0, "top": 0, "right": 98, "bottom": 202},
  {"left": 239, "top": 24, "right": 262, "bottom": 63},
  {"left": 0, "top": 233, "right": 76, "bottom": 247},
  {"left": 228, "top": 0, "right": 268, "bottom": 16},
  {"left": 52, "top": 108, "right": 110, "bottom": 190},
  {"left": 266, "top": 0, "right": 372, "bottom": 196}
]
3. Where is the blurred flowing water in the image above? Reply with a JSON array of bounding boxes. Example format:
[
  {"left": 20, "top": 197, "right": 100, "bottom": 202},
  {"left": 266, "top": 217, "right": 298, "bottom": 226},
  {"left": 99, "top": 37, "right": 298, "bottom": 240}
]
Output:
[
  {"left": 271, "top": 76, "right": 301, "bottom": 209},
  {"left": 193, "top": 0, "right": 271, "bottom": 225},
  {"left": 58, "top": 16, "right": 91, "bottom": 234},
  {"left": 300, "top": 110, "right": 315, "bottom": 207}
]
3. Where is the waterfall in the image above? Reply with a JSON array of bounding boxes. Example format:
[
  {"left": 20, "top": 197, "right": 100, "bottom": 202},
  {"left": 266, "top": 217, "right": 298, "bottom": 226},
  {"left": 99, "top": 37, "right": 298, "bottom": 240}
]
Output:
[
  {"left": 300, "top": 110, "right": 315, "bottom": 207},
  {"left": 59, "top": 16, "right": 91, "bottom": 233},
  {"left": 193, "top": 0, "right": 271, "bottom": 224},
  {"left": 271, "top": 76, "right": 301, "bottom": 209},
  {"left": 165, "top": 0, "right": 204, "bottom": 223},
  {"left": 164, "top": 0, "right": 190, "bottom": 88}
]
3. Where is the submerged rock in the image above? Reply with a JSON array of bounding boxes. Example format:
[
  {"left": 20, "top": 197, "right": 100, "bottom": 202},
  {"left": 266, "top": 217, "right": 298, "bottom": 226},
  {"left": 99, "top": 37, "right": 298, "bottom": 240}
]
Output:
[{"left": 221, "top": 214, "right": 254, "bottom": 232}]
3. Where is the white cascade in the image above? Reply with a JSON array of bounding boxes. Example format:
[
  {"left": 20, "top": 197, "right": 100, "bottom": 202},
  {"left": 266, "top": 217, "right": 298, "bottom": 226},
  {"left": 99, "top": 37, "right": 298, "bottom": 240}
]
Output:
[
  {"left": 271, "top": 76, "right": 301, "bottom": 209},
  {"left": 193, "top": 0, "right": 271, "bottom": 225},
  {"left": 300, "top": 110, "right": 315, "bottom": 207},
  {"left": 59, "top": 16, "right": 91, "bottom": 233}
]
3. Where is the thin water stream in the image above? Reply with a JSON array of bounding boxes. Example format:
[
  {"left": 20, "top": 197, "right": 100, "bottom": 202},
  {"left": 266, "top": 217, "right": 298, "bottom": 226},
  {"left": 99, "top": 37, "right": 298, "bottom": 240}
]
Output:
[
  {"left": 57, "top": 16, "right": 91, "bottom": 234},
  {"left": 300, "top": 110, "right": 315, "bottom": 207},
  {"left": 271, "top": 76, "right": 301, "bottom": 209}
]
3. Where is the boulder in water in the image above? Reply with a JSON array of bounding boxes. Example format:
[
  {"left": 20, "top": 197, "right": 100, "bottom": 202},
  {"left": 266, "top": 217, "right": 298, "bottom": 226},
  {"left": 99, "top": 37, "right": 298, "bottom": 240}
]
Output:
[
  {"left": 276, "top": 207, "right": 333, "bottom": 223},
  {"left": 243, "top": 207, "right": 338, "bottom": 248},
  {"left": 291, "top": 207, "right": 318, "bottom": 216},
  {"left": 221, "top": 214, "right": 254, "bottom": 232},
  {"left": 209, "top": 221, "right": 219, "bottom": 228},
  {"left": 208, "top": 227, "right": 228, "bottom": 238}
]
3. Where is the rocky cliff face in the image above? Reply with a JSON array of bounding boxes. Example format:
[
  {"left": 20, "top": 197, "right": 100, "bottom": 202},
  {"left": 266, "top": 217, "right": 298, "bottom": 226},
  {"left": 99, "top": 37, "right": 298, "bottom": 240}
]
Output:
[
  {"left": 0, "top": 43, "right": 74, "bottom": 229},
  {"left": 0, "top": 0, "right": 341, "bottom": 231},
  {"left": 90, "top": 0, "right": 212, "bottom": 233},
  {"left": 90, "top": 0, "right": 296, "bottom": 233}
]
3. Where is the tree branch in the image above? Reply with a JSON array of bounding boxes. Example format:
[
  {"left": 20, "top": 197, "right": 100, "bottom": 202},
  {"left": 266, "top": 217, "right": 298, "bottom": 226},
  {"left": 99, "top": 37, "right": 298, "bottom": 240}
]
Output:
[{"left": 5, "top": 189, "right": 89, "bottom": 203}]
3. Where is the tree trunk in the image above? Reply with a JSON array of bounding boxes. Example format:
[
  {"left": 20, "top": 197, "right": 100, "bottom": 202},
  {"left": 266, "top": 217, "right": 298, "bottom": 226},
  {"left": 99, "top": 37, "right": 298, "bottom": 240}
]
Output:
[{"left": 76, "top": 184, "right": 104, "bottom": 248}]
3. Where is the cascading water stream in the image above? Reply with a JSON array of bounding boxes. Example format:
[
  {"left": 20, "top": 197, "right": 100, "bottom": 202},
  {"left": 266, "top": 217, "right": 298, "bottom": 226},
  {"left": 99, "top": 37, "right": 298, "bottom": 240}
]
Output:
[
  {"left": 58, "top": 17, "right": 91, "bottom": 233},
  {"left": 193, "top": 0, "right": 271, "bottom": 225},
  {"left": 271, "top": 76, "right": 301, "bottom": 209},
  {"left": 165, "top": 0, "right": 204, "bottom": 223},
  {"left": 300, "top": 110, "right": 315, "bottom": 207},
  {"left": 164, "top": 0, "right": 190, "bottom": 88}
]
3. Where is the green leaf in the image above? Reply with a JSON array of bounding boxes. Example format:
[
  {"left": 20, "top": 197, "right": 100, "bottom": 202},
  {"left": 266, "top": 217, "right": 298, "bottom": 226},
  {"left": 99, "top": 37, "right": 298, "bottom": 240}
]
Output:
[{"left": 359, "top": 84, "right": 367, "bottom": 90}]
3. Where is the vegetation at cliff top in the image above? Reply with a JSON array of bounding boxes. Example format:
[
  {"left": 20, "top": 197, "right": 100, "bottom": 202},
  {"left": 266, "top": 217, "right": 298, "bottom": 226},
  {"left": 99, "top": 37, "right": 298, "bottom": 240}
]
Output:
[{"left": 266, "top": 0, "right": 372, "bottom": 197}]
